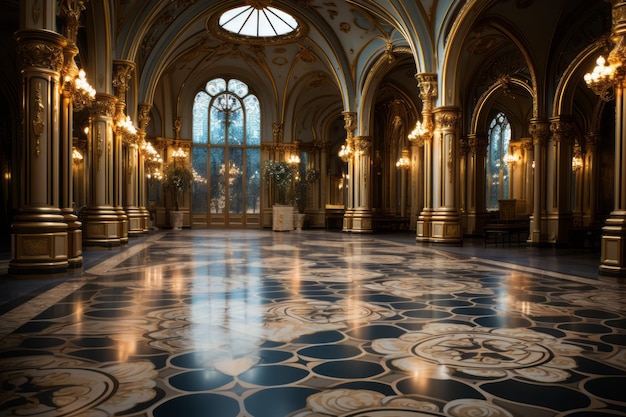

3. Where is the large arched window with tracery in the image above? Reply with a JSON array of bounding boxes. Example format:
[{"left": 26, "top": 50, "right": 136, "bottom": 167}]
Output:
[
  {"left": 192, "top": 78, "right": 261, "bottom": 227},
  {"left": 486, "top": 112, "right": 511, "bottom": 209}
]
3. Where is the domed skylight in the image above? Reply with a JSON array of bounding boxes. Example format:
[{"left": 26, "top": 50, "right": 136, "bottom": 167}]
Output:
[{"left": 219, "top": 5, "right": 299, "bottom": 38}]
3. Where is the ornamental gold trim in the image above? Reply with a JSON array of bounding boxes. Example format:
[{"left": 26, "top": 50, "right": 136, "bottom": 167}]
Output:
[{"left": 32, "top": 82, "right": 44, "bottom": 157}]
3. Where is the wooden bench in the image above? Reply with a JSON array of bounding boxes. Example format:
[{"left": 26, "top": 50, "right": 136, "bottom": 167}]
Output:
[{"left": 484, "top": 221, "right": 529, "bottom": 247}]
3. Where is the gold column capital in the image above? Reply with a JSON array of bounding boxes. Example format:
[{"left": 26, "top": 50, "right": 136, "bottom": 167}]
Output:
[
  {"left": 112, "top": 59, "right": 135, "bottom": 102},
  {"left": 468, "top": 133, "right": 489, "bottom": 156},
  {"left": 138, "top": 103, "right": 152, "bottom": 131},
  {"left": 549, "top": 116, "right": 578, "bottom": 144},
  {"left": 434, "top": 107, "right": 460, "bottom": 130},
  {"left": 352, "top": 135, "right": 372, "bottom": 156},
  {"left": 529, "top": 118, "right": 550, "bottom": 146},
  {"left": 342, "top": 111, "right": 357, "bottom": 140},
  {"left": 15, "top": 29, "right": 66, "bottom": 73},
  {"left": 90, "top": 93, "right": 117, "bottom": 118}
]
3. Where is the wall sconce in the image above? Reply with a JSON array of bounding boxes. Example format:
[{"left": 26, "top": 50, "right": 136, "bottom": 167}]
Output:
[
  {"left": 503, "top": 152, "right": 517, "bottom": 165},
  {"left": 338, "top": 142, "right": 352, "bottom": 162},
  {"left": 172, "top": 146, "right": 188, "bottom": 164},
  {"left": 287, "top": 154, "right": 300, "bottom": 165},
  {"left": 143, "top": 141, "right": 163, "bottom": 179},
  {"left": 72, "top": 147, "right": 83, "bottom": 163},
  {"left": 117, "top": 114, "right": 137, "bottom": 141},
  {"left": 572, "top": 155, "right": 583, "bottom": 172},
  {"left": 396, "top": 148, "right": 410, "bottom": 169},
  {"left": 584, "top": 56, "right": 617, "bottom": 102},
  {"left": 66, "top": 69, "right": 96, "bottom": 111}
]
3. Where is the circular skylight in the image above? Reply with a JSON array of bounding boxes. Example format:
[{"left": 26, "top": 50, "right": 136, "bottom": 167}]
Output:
[{"left": 219, "top": 5, "right": 299, "bottom": 38}]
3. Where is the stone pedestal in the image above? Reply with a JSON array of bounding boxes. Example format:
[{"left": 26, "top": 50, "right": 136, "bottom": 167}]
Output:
[{"left": 273, "top": 205, "right": 293, "bottom": 231}]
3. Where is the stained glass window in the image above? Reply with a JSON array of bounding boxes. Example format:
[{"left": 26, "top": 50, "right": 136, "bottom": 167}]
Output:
[{"left": 486, "top": 112, "right": 511, "bottom": 209}]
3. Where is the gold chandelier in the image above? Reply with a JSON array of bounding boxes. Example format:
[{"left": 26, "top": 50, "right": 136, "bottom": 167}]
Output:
[{"left": 584, "top": 56, "right": 617, "bottom": 102}]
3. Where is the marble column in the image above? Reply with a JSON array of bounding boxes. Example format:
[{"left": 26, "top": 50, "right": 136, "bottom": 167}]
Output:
[
  {"left": 465, "top": 133, "right": 489, "bottom": 236},
  {"left": 522, "top": 138, "right": 535, "bottom": 216},
  {"left": 409, "top": 138, "right": 423, "bottom": 230},
  {"left": 138, "top": 103, "right": 152, "bottom": 232},
  {"left": 431, "top": 107, "right": 462, "bottom": 244},
  {"left": 82, "top": 93, "right": 122, "bottom": 246},
  {"left": 528, "top": 118, "right": 550, "bottom": 244},
  {"left": 10, "top": 29, "right": 69, "bottom": 275},
  {"left": 60, "top": 42, "right": 83, "bottom": 267},
  {"left": 342, "top": 112, "right": 356, "bottom": 232},
  {"left": 58, "top": 0, "right": 87, "bottom": 267},
  {"left": 351, "top": 135, "right": 373, "bottom": 233},
  {"left": 583, "top": 133, "right": 599, "bottom": 226},
  {"left": 546, "top": 116, "right": 576, "bottom": 245},
  {"left": 113, "top": 60, "right": 135, "bottom": 240},
  {"left": 415, "top": 73, "right": 437, "bottom": 242}
]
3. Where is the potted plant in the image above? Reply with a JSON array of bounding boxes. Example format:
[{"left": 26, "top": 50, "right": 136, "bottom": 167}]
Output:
[
  {"left": 263, "top": 160, "right": 295, "bottom": 205},
  {"left": 293, "top": 167, "right": 319, "bottom": 230},
  {"left": 163, "top": 161, "right": 193, "bottom": 229}
]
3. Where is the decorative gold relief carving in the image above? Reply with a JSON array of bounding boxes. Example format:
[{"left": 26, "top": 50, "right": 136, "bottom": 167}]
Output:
[
  {"left": 32, "top": 82, "right": 44, "bottom": 157},
  {"left": 19, "top": 41, "right": 65, "bottom": 72},
  {"left": 272, "top": 122, "right": 283, "bottom": 143},
  {"left": 550, "top": 119, "right": 577, "bottom": 144},
  {"left": 112, "top": 60, "right": 135, "bottom": 102},
  {"left": 529, "top": 119, "right": 550, "bottom": 146},
  {"left": 138, "top": 103, "right": 152, "bottom": 131},
  {"left": 297, "top": 46, "right": 317, "bottom": 63},
  {"left": 97, "top": 126, "right": 103, "bottom": 171}
]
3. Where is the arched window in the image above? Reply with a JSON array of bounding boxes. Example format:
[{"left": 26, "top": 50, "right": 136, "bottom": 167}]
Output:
[
  {"left": 192, "top": 78, "right": 261, "bottom": 227},
  {"left": 486, "top": 112, "right": 511, "bottom": 209}
]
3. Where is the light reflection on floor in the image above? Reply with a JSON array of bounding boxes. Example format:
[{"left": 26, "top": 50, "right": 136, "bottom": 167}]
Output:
[{"left": 0, "top": 229, "right": 625, "bottom": 417}]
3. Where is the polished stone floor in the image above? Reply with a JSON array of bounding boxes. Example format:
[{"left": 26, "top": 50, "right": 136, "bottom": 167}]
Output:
[{"left": 0, "top": 229, "right": 625, "bottom": 417}]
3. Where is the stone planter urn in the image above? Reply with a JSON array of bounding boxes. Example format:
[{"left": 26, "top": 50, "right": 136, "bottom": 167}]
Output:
[
  {"left": 170, "top": 210, "right": 184, "bottom": 230},
  {"left": 294, "top": 212, "right": 306, "bottom": 231}
]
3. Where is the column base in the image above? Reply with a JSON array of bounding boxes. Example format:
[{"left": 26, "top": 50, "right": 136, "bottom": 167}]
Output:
[
  {"left": 116, "top": 207, "right": 129, "bottom": 244},
  {"left": 599, "top": 211, "right": 626, "bottom": 278},
  {"left": 342, "top": 209, "right": 354, "bottom": 232},
  {"left": 139, "top": 206, "right": 151, "bottom": 232},
  {"left": 350, "top": 209, "right": 372, "bottom": 233},
  {"left": 416, "top": 208, "right": 433, "bottom": 242},
  {"left": 82, "top": 205, "right": 124, "bottom": 247},
  {"left": 9, "top": 207, "right": 69, "bottom": 276},
  {"left": 62, "top": 209, "right": 83, "bottom": 268},
  {"left": 125, "top": 206, "right": 146, "bottom": 237},
  {"left": 431, "top": 207, "right": 462, "bottom": 245}
]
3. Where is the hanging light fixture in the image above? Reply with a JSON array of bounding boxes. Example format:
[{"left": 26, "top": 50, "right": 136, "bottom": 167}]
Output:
[
  {"left": 584, "top": 55, "right": 618, "bottom": 101},
  {"left": 338, "top": 142, "right": 352, "bottom": 162},
  {"left": 396, "top": 148, "right": 410, "bottom": 169}
]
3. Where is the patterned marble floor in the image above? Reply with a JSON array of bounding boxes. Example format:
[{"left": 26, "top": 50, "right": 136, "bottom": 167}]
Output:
[{"left": 0, "top": 229, "right": 625, "bottom": 417}]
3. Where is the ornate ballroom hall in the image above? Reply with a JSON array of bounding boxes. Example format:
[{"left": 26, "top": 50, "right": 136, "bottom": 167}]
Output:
[{"left": 0, "top": 0, "right": 625, "bottom": 416}]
